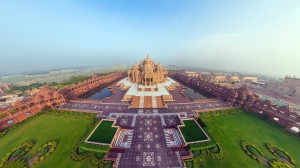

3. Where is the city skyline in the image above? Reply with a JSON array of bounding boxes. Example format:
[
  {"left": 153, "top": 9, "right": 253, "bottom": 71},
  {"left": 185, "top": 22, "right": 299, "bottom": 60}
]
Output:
[{"left": 1, "top": 0, "right": 300, "bottom": 77}]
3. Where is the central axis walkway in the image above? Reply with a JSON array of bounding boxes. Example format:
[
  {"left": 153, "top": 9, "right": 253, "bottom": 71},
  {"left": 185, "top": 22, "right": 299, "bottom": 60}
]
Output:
[{"left": 118, "top": 115, "right": 183, "bottom": 168}]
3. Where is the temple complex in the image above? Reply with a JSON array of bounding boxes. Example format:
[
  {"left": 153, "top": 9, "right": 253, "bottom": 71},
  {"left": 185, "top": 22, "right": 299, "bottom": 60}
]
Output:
[
  {"left": 1, "top": 57, "right": 300, "bottom": 168},
  {"left": 127, "top": 56, "right": 168, "bottom": 85}
]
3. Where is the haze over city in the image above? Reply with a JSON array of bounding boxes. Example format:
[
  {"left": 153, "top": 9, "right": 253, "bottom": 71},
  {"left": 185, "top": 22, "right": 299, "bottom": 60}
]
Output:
[{"left": 1, "top": 0, "right": 300, "bottom": 76}]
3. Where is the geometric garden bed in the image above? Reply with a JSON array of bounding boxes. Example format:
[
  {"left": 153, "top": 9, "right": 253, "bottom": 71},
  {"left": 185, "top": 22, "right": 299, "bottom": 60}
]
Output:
[{"left": 240, "top": 141, "right": 296, "bottom": 168}]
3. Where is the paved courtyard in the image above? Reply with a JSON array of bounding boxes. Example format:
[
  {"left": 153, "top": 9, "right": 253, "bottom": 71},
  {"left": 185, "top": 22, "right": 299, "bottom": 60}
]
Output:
[{"left": 118, "top": 115, "right": 183, "bottom": 168}]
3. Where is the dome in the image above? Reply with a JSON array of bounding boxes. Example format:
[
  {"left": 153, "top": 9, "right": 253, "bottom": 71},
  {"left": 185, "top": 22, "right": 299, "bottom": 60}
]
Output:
[{"left": 127, "top": 55, "right": 168, "bottom": 85}]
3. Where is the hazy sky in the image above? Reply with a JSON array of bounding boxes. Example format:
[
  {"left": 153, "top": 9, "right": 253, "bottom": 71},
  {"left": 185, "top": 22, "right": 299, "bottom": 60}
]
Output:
[{"left": 0, "top": 0, "right": 300, "bottom": 76}]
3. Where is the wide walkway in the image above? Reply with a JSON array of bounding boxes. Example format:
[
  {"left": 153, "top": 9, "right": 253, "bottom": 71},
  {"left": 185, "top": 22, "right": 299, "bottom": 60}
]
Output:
[
  {"left": 60, "top": 100, "right": 231, "bottom": 118},
  {"left": 118, "top": 115, "right": 183, "bottom": 168}
]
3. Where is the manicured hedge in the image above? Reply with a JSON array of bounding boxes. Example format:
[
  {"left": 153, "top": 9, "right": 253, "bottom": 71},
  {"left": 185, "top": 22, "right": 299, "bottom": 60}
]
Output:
[
  {"left": 240, "top": 141, "right": 264, "bottom": 164},
  {"left": 269, "top": 159, "right": 292, "bottom": 168},
  {"left": 3, "top": 159, "right": 27, "bottom": 168},
  {"left": 70, "top": 147, "right": 88, "bottom": 161},
  {"left": 78, "top": 142, "right": 109, "bottom": 153},
  {"left": 207, "top": 144, "right": 224, "bottom": 160},
  {"left": 198, "top": 108, "right": 243, "bottom": 118},
  {"left": 189, "top": 140, "right": 216, "bottom": 151},
  {"left": 185, "top": 160, "right": 194, "bottom": 168},
  {"left": 247, "top": 145, "right": 260, "bottom": 157},
  {"left": 0, "top": 140, "right": 35, "bottom": 167},
  {"left": 266, "top": 143, "right": 296, "bottom": 165}
]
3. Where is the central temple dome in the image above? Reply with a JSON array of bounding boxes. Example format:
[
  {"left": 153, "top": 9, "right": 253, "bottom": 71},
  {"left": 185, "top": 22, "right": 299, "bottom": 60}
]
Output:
[{"left": 127, "top": 56, "right": 168, "bottom": 86}]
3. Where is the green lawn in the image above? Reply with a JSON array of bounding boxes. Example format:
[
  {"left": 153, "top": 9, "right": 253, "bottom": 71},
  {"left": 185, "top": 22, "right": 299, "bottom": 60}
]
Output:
[
  {"left": 87, "top": 120, "right": 117, "bottom": 144},
  {"left": 180, "top": 119, "right": 208, "bottom": 143},
  {"left": 200, "top": 111, "right": 300, "bottom": 168},
  {"left": 0, "top": 113, "right": 97, "bottom": 168}
]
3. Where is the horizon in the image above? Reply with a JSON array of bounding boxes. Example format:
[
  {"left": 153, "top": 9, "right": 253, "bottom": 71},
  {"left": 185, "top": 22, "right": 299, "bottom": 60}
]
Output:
[{"left": 1, "top": 0, "right": 300, "bottom": 77}]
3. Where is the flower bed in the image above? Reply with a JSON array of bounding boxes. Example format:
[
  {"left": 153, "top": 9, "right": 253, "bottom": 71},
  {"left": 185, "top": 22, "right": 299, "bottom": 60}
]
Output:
[
  {"left": 0, "top": 140, "right": 35, "bottom": 167},
  {"left": 3, "top": 159, "right": 27, "bottom": 168},
  {"left": 207, "top": 144, "right": 224, "bottom": 160},
  {"left": 269, "top": 159, "right": 292, "bottom": 168},
  {"left": 266, "top": 143, "right": 296, "bottom": 165},
  {"left": 71, "top": 147, "right": 88, "bottom": 161},
  {"left": 240, "top": 141, "right": 264, "bottom": 164},
  {"left": 246, "top": 145, "right": 260, "bottom": 157},
  {"left": 34, "top": 141, "right": 58, "bottom": 164},
  {"left": 198, "top": 108, "right": 243, "bottom": 119}
]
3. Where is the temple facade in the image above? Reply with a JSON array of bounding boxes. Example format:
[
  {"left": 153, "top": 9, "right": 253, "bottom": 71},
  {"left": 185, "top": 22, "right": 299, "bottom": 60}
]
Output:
[{"left": 127, "top": 56, "right": 168, "bottom": 86}]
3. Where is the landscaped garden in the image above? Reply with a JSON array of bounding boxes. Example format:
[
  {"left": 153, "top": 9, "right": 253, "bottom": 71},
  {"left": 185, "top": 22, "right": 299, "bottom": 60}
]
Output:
[
  {"left": 87, "top": 120, "right": 117, "bottom": 144},
  {"left": 192, "top": 109, "right": 300, "bottom": 168},
  {"left": 0, "top": 109, "right": 112, "bottom": 168},
  {"left": 180, "top": 119, "right": 209, "bottom": 143}
]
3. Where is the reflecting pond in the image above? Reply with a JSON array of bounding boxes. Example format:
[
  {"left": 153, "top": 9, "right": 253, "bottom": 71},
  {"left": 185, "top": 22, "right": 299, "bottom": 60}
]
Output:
[
  {"left": 87, "top": 88, "right": 113, "bottom": 100},
  {"left": 183, "top": 88, "right": 207, "bottom": 100}
]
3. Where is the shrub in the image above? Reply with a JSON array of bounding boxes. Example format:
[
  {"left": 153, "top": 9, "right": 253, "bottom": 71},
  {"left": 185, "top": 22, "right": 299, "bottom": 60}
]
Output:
[
  {"left": 10, "top": 109, "right": 18, "bottom": 114},
  {"left": 78, "top": 142, "right": 109, "bottom": 153},
  {"left": 247, "top": 145, "right": 260, "bottom": 157},
  {"left": 11, "top": 147, "right": 25, "bottom": 157},
  {"left": 185, "top": 160, "right": 193, "bottom": 168},
  {"left": 3, "top": 159, "right": 27, "bottom": 168},
  {"left": 240, "top": 141, "right": 264, "bottom": 164},
  {"left": 0, "top": 140, "right": 34, "bottom": 167},
  {"left": 34, "top": 141, "right": 58, "bottom": 163},
  {"left": 90, "top": 153, "right": 101, "bottom": 165},
  {"left": 71, "top": 148, "right": 88, "bottom": 161},
  {"left": 21, "top": 106, "right": 27, "bottom": 110},
  {"left": 269, "top": 160, "right": 292, "bottom": 168},
  {"left": 207, "top": 144, "right": 224, "bottom": 160},
  {"left": 0, "top": 113, "right": 7, "bottom": 119},
  {"left": 265, "top": 143, "right": 296, "bottom": 165}
]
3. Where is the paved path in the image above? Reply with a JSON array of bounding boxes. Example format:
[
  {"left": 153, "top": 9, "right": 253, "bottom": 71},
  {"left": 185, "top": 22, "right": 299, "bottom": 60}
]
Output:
[
  {"left": 60, "top": 100, "right": 232, "bottom": 118},
  {"left": 118, "top": 116, "right": 184, "bottom": 168}
]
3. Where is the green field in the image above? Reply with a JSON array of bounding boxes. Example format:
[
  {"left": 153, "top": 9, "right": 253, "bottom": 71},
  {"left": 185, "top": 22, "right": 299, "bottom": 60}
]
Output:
[
  {"left": 180, "top": 119, "right": 208, "bottom": 143},
  {"left": 200, "top": 111, "right": 300, "bottom": 168},
  {"left": 0, "top": 113, "right": 98, "bottom": 168},
  {"left": 87, "top": 120, "right": 117, "bottom": 144}
]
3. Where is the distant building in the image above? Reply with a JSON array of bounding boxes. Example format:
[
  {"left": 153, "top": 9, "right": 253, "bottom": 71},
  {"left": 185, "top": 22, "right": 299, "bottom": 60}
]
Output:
[
  {"left": 184, "top": 71, "right": 200, "bottom": 77},
  {"left": 267, "top": 76, "right": 300, "bottom": 98},
  {"left": 192, "top": 73, "right": 258, "bottom": 84}
]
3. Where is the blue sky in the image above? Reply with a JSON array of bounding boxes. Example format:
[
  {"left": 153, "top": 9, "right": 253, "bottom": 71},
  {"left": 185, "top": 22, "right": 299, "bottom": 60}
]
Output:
[{"left": 0, "top": 0, "right": 300, "bottom": 76}]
